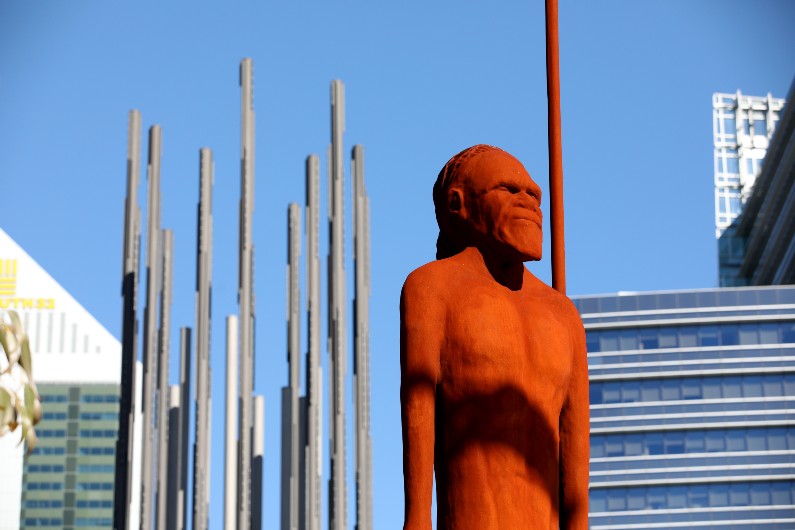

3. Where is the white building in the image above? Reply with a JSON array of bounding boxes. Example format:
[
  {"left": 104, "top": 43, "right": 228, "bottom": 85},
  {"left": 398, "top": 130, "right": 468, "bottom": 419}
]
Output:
[{"left": 0, "top": 228, "right": 141, "bottom": 530}]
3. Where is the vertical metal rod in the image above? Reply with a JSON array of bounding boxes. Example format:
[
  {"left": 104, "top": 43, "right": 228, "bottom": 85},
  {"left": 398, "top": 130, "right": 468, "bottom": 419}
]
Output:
[
  {"left": 352, "top": 145, "right": 372, "bottom": 530},
  {"left": 545, "top": 0, "right": 566, "bottom": 294},
  {"left": 282, "top": 204, "right": 302, "bottom": 529},
  {"left": 141, "top": 124, "right": 163, "bottom": 530},
  {"left": 156, "top": 229, "right": 173, "bottom": 530},
  {"left": 193, "top": 147, "right": 214, "bottom": 530},
  {"left": 238, "top": 57, "right": 256, "bottom": 530},
  {"left": 114, "top": 109, "right": 142, "bottom": 530},
  {"left": 225, "top": 316, "right": 239, "bottom": 530},
  {"left": 178, "top": 327, "right": 192, "bottom": 530},
  {"left": 304, "top": 154, "right": 322, "bottom": 530},
  {"left": 328, "top": 79, "right": 347, "bottom": 530}
]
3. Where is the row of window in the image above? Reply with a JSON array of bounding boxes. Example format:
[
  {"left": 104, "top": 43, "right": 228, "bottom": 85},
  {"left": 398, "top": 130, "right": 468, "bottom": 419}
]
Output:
[
  {"left": 27, "top": 464, "right": 65, "bottom": 473},
  {"left": 76, "top": 499, "right": 113, "bottom": 509},
  {"left": 80, "top": 429, "right": 117, "bottom": 438},
  {"left": 23, "top": 500, "right": 63, "bottom": 508},
  {"left": 41, "top": 395, "right": 67, "bottom": 403},
  {"left": 591, "top": 481, "right": 795, "bottom": 513},
  {"left": 37, "top": 429, "right": 66, "bottom": 438},
  {"left": 77, "top": 464, "right": 114, "bottom": 473},
  {"left": 80, "top": 447, "right": 114, "bottom": 455},
  {"left": 587, "top": 322, "right": 795, "bottom": 353},
  {"left": 22, "top": 519, "right": 62, "bottom": 527},
  {"left": 80, "top": 412, "right": 117, "bottom": 421},
  {"left": 23, "top": 499, "right": 114, "bottom": 509},
  {"left": 77, "top": 482, "right": 113, "bottom": 491},
  {"left": 75, "top": 518, "right": 113, "bottom": 527},
  {"left": 42, "top": 412, "right": 67, "bottom": 420},
  {"left": 80, "top": 395, "right": 117, "bottom": 403},
  {"left": 31, "top": 446, "right": 65, "bottom": 455},
  {"left": 591, "top": 373, "right": 795, "bottom": 405},
  {"left": 26, "top": 482, "right": 63, "bottom": 491},
  {"left": 592, "top": 426, "right": 795, "bottom": 458}
]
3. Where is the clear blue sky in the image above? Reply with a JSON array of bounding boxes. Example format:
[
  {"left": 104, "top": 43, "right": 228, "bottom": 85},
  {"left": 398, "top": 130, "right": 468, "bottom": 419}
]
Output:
[{"left": 2, "top": 1, "right": 794, "bottom": 528}]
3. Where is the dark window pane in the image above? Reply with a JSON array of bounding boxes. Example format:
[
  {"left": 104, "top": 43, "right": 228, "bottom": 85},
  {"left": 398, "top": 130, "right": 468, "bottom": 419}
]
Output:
[
  {"left": 738, "top": 324, "right": 759, "bottom": 345},
  {"left": 679, "top": 327, "right": 698, "bottom": 347},
  {"left": 641, "top": 381, "right": 661, "bottom": 402},
  {"left": 600, "top": 331, "right": 619, "bottom": 352},
  {"left": 647, "top": 433, "right": 664, "bottom": 455},
  {"left": 685, "top": 431, "right": 705, "bottom": 452},
  {"left": 639, "top": 330, "right": 659, "bottom": 350},
  {"left": 782, "top": 323, "right": 795, "bottom": 343},
  {"left": 682, "top": 379, "right": 702, "bottom": 399},
  {"left": 759, "top": 323, "right": 778, "bottom": 343},
  {"left": 703, "top": 377, "right": 722, "bottom": 399},
  {"left": 720, "top": 326, "right": 739, "bottom": 345},
  {"left": 622, "top": 381, "right": 641, "bottom": 403},
  {"left": 662, "top": 380, "right": 681, "bottom": 400},
  {"left": 658, "top": 329, "right": 677, "bottom": 348},
  {"left": 699, "top": 325, "right": 719, "bottom": 346},
  {"left": 743, "top": 376, "right": 763, "bottom": 398},
  {"left": 726, "top": 430, "right": 746, "bottom": 451},
  {"left": 619, "top": 330, "right": 638, "bottom": 351}
]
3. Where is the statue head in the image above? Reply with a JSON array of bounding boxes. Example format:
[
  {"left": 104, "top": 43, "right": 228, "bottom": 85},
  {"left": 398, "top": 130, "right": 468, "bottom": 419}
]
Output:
[{"left": 433, "top": 145, "right": 543, "bottom": 262}]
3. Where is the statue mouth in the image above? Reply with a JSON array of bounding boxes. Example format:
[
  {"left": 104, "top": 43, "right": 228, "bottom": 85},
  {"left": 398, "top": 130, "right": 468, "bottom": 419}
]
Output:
[{"left": 513, "top": 216, "right": 542, "bottom": 229}]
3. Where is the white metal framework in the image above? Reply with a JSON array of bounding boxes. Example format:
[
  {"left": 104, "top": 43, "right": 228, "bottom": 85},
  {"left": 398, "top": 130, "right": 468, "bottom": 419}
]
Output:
[{"left": 712, "top": 91, "right": 785, "bottom": 238}]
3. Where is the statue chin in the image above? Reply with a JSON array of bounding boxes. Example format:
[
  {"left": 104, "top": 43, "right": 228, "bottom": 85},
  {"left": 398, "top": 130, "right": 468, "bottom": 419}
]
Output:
[{"left": 493, "top": 228, "right": 542, "bottom": 263}]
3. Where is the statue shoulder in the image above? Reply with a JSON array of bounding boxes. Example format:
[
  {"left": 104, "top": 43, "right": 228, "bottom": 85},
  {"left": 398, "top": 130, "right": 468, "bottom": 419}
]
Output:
[
  {"left": 401, "top": 260, "right": 460, "bottom": 307},
  {"left": 525, "top": 274, "right": 584, "bottom": 328}
]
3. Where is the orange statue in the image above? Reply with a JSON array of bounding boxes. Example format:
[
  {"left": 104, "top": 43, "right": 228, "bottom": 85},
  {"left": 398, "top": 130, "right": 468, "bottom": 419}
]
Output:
[{"left": 400, "top": 145, "right": 589, "bottom": 529}]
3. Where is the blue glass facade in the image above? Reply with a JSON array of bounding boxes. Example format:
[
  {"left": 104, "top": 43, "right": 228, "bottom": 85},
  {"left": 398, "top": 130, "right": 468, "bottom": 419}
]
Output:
[{"left": 573, "top": 286, "right": 795, "bottom": 529}]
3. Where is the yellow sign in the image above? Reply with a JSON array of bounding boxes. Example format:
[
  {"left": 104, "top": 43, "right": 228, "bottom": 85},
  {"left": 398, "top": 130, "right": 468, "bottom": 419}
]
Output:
[
  {"left": 0, "top": 259, "right": 17, "bottom": 296},
  {"left": 0, "top": 258, "right": 56, "bottom": 310}
]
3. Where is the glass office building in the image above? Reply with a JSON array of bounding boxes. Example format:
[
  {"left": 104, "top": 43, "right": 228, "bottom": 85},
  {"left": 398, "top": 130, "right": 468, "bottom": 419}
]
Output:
[
  {"left": 573, "top": 286, "right": 795, "bottom": 529},
  {"left": 21, "top": 384, "right": 118, "bottom": 529}
]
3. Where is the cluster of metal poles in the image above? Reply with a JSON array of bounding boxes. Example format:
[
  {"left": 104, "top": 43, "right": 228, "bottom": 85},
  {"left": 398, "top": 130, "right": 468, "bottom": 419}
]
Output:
[
  {"left": 112, "top": 58, "right": 264, "bottom": 530},
  {"left": 112, "top": 60, "right": 372, "bottom": 530},
  {"left": 280, "top": 80, "right": 373, "bottom": 530}
]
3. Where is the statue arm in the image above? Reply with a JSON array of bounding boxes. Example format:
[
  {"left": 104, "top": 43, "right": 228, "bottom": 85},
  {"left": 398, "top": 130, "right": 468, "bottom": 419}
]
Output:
[
  {"left": 559, "top": 314, "right": 590, "bottom": 529},
  {"left": 400, "top": 273, "right": 441, "bottom": 530}
]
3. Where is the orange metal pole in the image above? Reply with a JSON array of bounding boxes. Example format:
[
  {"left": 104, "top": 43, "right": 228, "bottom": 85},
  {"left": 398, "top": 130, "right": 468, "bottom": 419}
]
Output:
[{"left": 545, "top": 0, "right": 566, "bottom": 294}]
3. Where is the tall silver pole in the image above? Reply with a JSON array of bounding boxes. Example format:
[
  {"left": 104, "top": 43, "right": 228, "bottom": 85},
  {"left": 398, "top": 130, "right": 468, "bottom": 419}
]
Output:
[
  {"left": 114, "top": 109, "right": 142, "bottom": 530},
  {"left": 193, "top": 147, "right": 214, "bottom": 530},
  {"left": 156, "top": 229, "right": 174, "bottom": 530},
  {"left": 140, "top": 124, "right": 163, "bottom": 530},
  {"left": 225, "top": 316, "right": 240, "bottom": 530},
  {"left": 238, "top": 57, "right": 256, "bottom": 530},
  {"left": 328, "top": 79, "right": 347, "bottom": 530},
  {"left": 177, "top": 327, "right": 192, "bottom": 530},
  {"left": 352, "top": 146, "right": 373, "bottom": 530},
  {"left": 282, "top": 204, "right": 301, "bottom": 530},
  {"left": 304, "top": 154, "right": 322, "bottom": 530}
]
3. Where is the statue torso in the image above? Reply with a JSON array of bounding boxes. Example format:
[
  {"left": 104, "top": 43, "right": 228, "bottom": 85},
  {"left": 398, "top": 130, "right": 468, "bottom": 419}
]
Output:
[{"left": 433, "top": 259, "right": 576, "bottom": 530}]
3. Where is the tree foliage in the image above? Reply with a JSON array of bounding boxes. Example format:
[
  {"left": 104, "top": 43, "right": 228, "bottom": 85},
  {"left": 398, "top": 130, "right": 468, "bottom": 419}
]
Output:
[{"left": 0, "top": 310, "right": 41, "bottom": 453}]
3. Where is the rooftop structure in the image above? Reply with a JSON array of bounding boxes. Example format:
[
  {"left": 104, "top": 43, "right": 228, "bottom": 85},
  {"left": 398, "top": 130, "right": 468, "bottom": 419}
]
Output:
[{"left": 719, "top": 81, "right": 795, "bottom": 287}]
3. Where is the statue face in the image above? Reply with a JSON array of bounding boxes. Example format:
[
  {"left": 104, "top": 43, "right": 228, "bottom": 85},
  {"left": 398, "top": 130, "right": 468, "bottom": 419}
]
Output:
[{"left": 454, "top": 150, "right": 543, "bottom": 262}]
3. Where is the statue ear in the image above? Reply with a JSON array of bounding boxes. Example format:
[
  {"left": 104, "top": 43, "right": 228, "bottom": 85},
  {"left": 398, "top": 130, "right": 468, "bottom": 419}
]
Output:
[{"left": 447, "top": 188, "right": 464, "bottom": 216}]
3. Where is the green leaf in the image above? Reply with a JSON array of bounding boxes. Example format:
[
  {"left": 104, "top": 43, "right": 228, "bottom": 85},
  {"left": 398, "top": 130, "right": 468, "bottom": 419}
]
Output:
[{"left": 19, "top": 336, "right": 33, "bottom": 381}]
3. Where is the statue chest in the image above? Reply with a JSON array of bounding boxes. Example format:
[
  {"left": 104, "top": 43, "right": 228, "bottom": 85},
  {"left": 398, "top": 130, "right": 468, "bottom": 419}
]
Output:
[{"left": 440, "top": 287, "right": 573, "bottom": 410}]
